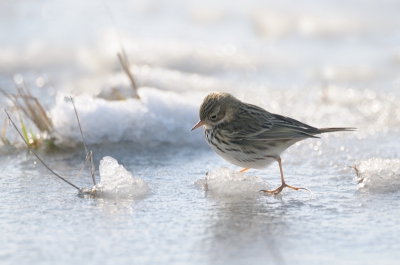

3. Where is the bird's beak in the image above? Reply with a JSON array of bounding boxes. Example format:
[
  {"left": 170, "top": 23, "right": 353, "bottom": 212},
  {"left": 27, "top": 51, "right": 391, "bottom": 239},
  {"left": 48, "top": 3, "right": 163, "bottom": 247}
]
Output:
[{"left": 191, "top": 120, "right": 204, "bottom": 131}]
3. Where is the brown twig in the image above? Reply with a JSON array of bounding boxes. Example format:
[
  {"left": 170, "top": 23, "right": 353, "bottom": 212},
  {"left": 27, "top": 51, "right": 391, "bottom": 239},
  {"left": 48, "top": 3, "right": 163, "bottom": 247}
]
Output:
[
  {"left": 1, "top": 117, "right": 8, "bottom": 144},
  {"left": 117, "top": 51, "right": 140, "bottom": 99}
]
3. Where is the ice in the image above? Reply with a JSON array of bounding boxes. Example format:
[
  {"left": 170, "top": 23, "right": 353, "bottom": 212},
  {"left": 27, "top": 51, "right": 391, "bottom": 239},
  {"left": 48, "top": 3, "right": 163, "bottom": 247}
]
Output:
[
  {"left": 195, "top": 167, "right": 269, "bottom": 197},
  {"left": 95, "top": 156, "right": 151, "bottom": 198},
  {"left": 355, "top": 158, "right": 400, "bottom": 193}
]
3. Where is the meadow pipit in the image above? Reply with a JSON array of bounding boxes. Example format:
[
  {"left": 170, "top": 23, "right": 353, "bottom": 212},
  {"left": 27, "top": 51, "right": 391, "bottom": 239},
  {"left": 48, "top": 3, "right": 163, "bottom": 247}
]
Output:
[{"left": 191, "top": 92, "right": 355, "bottom": 195}]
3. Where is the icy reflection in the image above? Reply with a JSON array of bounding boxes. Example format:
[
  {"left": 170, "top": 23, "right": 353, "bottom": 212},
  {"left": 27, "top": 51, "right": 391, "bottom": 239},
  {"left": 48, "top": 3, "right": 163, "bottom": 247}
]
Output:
[
  {"left": 95, "top": 197, "right": 135, "bottom": 215},
  {"left": 195, "top": 167, "right": 269, "bottom": 198},
  {"left": 201, "top": 198, "right": 287, "bottom": 265}
]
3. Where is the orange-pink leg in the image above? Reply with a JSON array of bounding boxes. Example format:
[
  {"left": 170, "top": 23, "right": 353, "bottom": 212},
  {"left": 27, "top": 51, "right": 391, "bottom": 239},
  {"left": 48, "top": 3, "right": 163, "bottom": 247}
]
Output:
[
  {"left": 261, "top": 156, "right": 311, "bottom": 195},
  {"left": 239, "top": 168, "right": 250, "bottom": 173}
]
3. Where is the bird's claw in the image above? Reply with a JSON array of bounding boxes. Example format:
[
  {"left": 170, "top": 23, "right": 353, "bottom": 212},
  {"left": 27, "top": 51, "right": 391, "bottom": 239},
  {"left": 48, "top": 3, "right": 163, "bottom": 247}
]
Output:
[{"left": 260, "top": 183, "right": 312, "bottom": 196}]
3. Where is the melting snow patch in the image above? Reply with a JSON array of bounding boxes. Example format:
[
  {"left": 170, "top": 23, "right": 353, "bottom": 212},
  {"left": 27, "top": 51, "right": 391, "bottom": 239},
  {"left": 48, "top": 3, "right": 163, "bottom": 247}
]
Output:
[
  {"left": 95, "top": 156, "right": 151, "bottom": 198},
  {"left": 195, "top": 167, "right": 269, "bottom": 197},
  {"left": 50, "top": 87, "right": 202, "bottom": 146},
  {"left": 355, "top": 158, "right": 400, "bottom": 193}
]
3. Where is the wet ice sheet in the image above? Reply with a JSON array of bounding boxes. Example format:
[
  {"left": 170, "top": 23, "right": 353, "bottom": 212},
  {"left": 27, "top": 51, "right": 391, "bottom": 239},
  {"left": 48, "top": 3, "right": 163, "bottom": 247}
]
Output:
[
  {"left": 2, "top": 141, "right": 400, "bottom": 265},
  {"left": 356, "top": 158, "right": 400, "bottom": 193},
  {"left": 195, "top": 167, "right": 269, "bottom": 197}
]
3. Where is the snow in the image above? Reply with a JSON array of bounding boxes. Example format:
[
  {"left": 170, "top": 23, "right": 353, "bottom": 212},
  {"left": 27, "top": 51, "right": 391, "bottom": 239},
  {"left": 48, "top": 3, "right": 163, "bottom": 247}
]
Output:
[{"left": 50, "top": 87, "right": 203, "bottom": 146}]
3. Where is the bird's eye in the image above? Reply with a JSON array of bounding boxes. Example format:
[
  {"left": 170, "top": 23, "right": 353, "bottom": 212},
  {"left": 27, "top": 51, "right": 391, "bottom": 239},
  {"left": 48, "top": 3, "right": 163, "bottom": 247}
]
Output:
[{"left": 210, "top": 114, "right": 217, "bottom": 120}]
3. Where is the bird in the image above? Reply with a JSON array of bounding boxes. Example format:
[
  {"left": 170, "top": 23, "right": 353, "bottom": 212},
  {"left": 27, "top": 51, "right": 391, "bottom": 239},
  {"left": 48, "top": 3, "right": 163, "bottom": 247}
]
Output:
[{"left": 191, "top": 92, "right": 355, "bottom": 195}]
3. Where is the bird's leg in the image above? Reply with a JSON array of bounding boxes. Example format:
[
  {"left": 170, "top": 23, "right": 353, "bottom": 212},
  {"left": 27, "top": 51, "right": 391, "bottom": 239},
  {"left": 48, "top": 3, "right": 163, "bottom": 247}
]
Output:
[
  {"left": 239, "top": 168, "right": 250, "bottom": 173},
  {"left": 261, "top": 156, "right": 311, "bottom": 195}
]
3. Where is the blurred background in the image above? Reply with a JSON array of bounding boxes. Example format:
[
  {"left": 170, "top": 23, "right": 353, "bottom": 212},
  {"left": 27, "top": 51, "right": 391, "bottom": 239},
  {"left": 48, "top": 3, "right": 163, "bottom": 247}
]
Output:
[
  {"left": 1, "top": 1, "right": 400, "bottom": 264},
  {"left": 1, "top": 0, "right": 400, "bottom": 91}
]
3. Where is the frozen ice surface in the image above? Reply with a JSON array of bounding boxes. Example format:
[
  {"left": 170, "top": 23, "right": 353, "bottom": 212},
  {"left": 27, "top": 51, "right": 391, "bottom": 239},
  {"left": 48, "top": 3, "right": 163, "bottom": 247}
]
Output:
[
  {"left": 95, "top": 156, "right": 151, "bottom": 198},
  {"left": 356, "top": 158, "right": 400, "bottom": 193},
  {"left": 195, "top": 167, "right": 269, "bottom": 197}
]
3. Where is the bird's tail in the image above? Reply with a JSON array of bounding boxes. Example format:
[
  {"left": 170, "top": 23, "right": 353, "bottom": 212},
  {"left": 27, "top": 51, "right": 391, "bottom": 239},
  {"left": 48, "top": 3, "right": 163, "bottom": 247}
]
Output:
[{"left": 318, "top": 127, "right": 356, "bottom": 133}]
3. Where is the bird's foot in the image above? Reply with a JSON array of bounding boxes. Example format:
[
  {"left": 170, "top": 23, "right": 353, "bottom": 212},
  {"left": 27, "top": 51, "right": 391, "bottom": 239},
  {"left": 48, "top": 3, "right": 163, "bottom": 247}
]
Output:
[
  {"left": 239, "top": 167, "right": 249, "bottom": 173},
  {"left": 261, "top": 183, "right": 312, "bottom": 196}
]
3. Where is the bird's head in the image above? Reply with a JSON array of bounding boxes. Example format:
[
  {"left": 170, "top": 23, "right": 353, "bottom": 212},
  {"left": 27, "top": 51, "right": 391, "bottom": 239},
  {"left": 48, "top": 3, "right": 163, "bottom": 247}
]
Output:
[{"left": 191, "top": 92, "right": 240, "bottom": 131}]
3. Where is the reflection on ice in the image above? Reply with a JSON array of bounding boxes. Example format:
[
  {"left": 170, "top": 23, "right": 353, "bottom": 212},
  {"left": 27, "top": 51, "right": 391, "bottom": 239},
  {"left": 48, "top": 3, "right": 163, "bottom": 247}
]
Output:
[
  {"left": 195, "top": 167, "right": 269, "bottom": 197},
  {"left": 356, "top": 158, "right": 400, "bottom": 193},
  {"left": 95, "top": 156, "right": 151, "bottom": 199}
]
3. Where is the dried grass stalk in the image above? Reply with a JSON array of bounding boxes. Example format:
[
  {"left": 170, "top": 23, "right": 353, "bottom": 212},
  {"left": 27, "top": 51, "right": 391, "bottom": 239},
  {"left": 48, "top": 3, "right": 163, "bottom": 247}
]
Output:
[
  {"left": 118, "top": 48, "right": 140, "bottom": 100},
  {"left": 1, "top": 81, "right": 52, "bottom": 134}
]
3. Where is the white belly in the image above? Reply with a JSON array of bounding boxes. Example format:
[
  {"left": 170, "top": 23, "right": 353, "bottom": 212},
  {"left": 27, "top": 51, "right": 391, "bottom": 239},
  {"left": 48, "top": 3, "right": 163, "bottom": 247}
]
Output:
[{"left": 204, "top": 128, "right": 299, "bottom": 169}]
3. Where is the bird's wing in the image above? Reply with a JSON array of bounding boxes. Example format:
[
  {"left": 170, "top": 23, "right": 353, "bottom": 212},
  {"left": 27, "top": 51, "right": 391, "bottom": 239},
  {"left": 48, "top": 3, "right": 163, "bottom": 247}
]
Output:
[{"left": 223, "top": 106, "right": 320, "bottom": 142}]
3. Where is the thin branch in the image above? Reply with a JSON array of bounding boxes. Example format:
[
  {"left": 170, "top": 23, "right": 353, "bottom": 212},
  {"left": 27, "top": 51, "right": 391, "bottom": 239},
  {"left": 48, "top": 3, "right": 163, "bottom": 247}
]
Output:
[
  {"left": 4, "top": 109, "right": 80, "bottom": 190},
  {"left": 0, "top": 88, "right": 19, "bottom": 110},
  {"left": 90, "top": 151, "right": 96, "bottom": 186},
  {"left": 75, "top": 152, "right": 93, "bottom": 178},
  {"left": 69, "top": 96, "right": 88, "bottom": 155},
  {"left": 69, "top": 96, "right": 96, "bottom": 186}
]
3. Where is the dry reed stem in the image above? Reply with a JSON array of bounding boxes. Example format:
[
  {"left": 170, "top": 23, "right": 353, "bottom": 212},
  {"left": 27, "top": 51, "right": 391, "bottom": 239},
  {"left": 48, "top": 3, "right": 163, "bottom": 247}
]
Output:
[
  {"left": 3, "top": 79, "right": 53, "bottom": 134},
  {"left": 1, "top": 117, "right": 8, "bottom": 144},
  {"left": 117, "top": 49, "right": 140, "bottom": 100},
  {"left": 102, "top": 0, "right": 140, "bottom": 100},
  {"left": 14, "top": 83, "right": 52, "bottom": 133}
]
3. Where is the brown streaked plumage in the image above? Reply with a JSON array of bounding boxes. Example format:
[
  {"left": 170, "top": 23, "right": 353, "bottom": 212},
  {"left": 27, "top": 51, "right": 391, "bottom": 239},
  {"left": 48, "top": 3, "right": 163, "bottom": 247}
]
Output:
[{"left": 191, "top": 92, "right": 355, "bottom": 195}]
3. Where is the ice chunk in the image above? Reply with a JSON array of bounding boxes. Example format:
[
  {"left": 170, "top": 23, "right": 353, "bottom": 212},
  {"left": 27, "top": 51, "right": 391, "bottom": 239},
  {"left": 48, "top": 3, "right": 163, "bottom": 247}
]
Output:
[
  {"left": 95, "top": 156, "right": 151, "bottom": 198},
  {"left": 355, "top": 158, "right": 400, "bottom": 193},
  {"left": 195, "top": 167, "right": 269, "bottom": 197}
]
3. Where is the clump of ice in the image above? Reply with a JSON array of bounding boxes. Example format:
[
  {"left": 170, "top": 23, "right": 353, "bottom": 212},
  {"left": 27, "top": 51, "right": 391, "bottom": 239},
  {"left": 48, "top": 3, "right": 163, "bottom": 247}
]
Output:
[
  {"left": 355, "top": 158, "right": 400, "bottom": 193},
  {"left": 95, "top": 156, "right": 151, "bottom": 198},
  {"left": 195, "top": 167, "right": 269, "bottom": 197}
]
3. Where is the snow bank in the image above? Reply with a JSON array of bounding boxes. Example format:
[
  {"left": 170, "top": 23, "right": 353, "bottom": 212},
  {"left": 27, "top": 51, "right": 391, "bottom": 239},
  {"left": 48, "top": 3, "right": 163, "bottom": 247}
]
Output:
[
  {"left": 355, "top": 158, "right": 400, "bottom": 193},
  {"left": 50, "top": 87, "right": 203, "bottom": 146}
]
